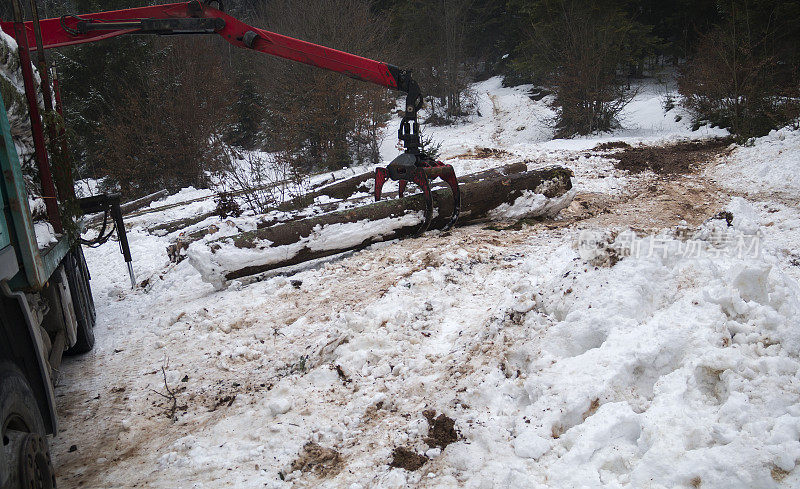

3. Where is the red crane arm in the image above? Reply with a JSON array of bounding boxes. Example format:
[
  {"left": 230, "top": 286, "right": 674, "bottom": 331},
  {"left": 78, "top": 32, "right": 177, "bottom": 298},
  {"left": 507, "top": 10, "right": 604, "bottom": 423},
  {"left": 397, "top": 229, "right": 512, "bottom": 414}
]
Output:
[
  {"left": 0, "top": 0, "right": 459, "bottom": 233},
  {"left": 0, "top": 1, "right": 414, "bottom": 94}
]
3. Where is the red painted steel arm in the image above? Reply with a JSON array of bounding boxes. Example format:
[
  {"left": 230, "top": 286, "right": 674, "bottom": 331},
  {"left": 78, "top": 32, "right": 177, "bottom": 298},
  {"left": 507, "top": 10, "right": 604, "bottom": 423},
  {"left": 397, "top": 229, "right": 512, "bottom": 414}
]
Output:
[
  {"left": 2, "top": 0, "right": 453, "bottom": 230},
  {"left": 0, "top": 1, "right": 409, "bottom": 92}
]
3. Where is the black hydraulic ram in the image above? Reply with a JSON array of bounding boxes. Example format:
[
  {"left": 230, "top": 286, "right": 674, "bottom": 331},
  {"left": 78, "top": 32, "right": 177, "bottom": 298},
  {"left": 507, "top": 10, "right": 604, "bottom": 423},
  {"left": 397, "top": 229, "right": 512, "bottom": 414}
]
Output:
[{"left": 77, "top": 194, "right": 136, "bottom": 288}]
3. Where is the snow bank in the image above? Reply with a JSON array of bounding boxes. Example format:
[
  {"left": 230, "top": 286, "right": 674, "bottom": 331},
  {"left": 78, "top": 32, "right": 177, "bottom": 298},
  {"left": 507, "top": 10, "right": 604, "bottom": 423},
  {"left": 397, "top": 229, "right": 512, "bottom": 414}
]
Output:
[
  {"left": 34, "top": 221, "right": 57, "bottom": 248},
  {"left": 710, "top": 125, "right": 800, "bottom": 198},
  {"left": 431, "top": 215, "right": 800, "bottom": 488}
]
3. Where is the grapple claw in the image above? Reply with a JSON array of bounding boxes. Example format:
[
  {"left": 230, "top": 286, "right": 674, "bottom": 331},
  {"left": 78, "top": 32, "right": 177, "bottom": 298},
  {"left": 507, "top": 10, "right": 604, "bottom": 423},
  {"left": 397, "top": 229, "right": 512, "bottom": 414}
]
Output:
[
  {"left": 408, "top": 167, "right": 433, "bottom": 235},
  {"left": 374, "top": 152, "right": 459, "bottom": 235}
]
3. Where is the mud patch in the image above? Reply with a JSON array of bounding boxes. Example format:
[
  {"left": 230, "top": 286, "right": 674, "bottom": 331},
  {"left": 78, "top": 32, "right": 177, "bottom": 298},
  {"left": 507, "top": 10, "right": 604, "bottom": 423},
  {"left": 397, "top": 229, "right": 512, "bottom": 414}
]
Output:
[
  {"left": 593, "top": 141, "right": 631, "bottom": 151},
  {"left": 771, "top": 465, "right": 790, "bottom": 482},
  {"left": 290, "top": 442, "right": 342, "bottom": 477},
  {"left": 208, "top": 394, "right": 236, "bottom": 412},
  {"left": 389, "top": 447, "right": 428, "bottom": 471},
  {"left": 612, "top": 138, "right": 732, "bottom": 174},
  {"left": 389, "top": 411, "right": 458, "bottom": 471},
  {"left": 582, "top": 398, "right": 601, "bottom": 420},
  {"left": 450, "top": 147, "right": 511, "bottom": 160},
  {"left": 423, "top": 410, "right": 459, "bottom": 448}
]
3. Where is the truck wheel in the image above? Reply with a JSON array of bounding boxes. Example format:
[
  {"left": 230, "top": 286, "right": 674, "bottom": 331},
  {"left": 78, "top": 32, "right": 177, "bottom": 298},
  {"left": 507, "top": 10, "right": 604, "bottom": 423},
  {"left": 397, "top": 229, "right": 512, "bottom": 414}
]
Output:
[
  {"left": 64, "top": 312, "right": 94, "bottom": 355},
  {"left": 65, "top": 247, "right": 95, "bottom": 356},
  {"left": 0, "top": 364, "right": 55, "bottom": 489}
]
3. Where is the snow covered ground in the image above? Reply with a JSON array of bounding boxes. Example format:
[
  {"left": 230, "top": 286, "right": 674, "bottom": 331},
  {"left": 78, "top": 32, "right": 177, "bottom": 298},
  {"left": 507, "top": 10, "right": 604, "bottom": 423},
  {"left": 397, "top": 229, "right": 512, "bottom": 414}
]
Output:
[{"left": 52, "top": 78, "right": 800, "bottom": 488}]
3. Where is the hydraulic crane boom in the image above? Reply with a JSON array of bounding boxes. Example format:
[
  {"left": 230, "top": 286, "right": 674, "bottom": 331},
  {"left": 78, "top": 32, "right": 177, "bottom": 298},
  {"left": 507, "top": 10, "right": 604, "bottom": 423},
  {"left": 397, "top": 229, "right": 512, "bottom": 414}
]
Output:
[{"left": 1, "top": 0, "right": 460, "bottom": 233}]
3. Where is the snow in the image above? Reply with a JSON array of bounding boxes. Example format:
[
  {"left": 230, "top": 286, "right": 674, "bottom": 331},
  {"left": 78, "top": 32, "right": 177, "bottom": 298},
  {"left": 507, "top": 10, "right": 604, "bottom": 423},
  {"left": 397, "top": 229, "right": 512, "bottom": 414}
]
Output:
[
  {"left": 708, "top": 125, "right": 800, "bottom": 199},
  {"left": 513, "top": 430, "right": 550, "bottom": 460},
  {"left": 489, "top": 187, "right": 576, "bottom": 220},
  {"left": 50, "top": 76, "right": 800, "bottom": 488},
  {"left": 34, "top": 221, "right": 58, "bottom": 248},
  {"left": 2, "top": 29, "right": 48, "bottom": 175},
  {"left": 187, "top": 211, "right": 424, "bottom": 289}
]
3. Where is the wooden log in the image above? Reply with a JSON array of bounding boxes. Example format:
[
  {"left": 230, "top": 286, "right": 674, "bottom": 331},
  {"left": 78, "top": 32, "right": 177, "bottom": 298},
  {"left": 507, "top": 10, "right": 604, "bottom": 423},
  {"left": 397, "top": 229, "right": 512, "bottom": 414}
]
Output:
[
  {"left": 187, "top": 166, "right": 573, "bottom": 286},
  {"left": 120, "top": 189, "right": 170, "bottom": 214},
  {"left": 277, "top": 172, "right": 373, "bottom": 211},
  {"left": 165, "top": 162, "right": 530, "bottom": 248}
]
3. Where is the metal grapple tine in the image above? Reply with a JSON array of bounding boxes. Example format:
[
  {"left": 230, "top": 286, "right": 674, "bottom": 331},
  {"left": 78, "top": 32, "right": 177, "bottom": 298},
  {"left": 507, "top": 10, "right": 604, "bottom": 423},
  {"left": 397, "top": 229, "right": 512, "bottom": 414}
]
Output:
[
  {"left": 438, "top": 165, "right": 460, "bottom": 231},
  {"left": 423, "top": 164, "right": 460, "bottom": 231},
  {"left": 408, "top": 167, "right": 433, "bottom": 235},
  {"left": 374, "top": 167, "right": 388, "bottom": 201}
]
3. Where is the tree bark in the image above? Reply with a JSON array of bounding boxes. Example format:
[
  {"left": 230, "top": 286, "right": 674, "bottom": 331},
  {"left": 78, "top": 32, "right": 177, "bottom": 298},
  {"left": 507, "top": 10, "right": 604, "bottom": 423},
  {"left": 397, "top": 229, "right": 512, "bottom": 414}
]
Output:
[
  {"left": 167, "top": 162, "right": 530, "bottom": 246},
  {"left": 187, "top": 165, "right": 573, "bottom": 284}
]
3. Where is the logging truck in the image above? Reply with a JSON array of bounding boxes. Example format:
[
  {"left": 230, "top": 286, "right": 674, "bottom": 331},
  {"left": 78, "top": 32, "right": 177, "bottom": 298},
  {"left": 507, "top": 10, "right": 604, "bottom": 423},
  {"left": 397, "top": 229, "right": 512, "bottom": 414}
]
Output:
[{"left": 0, "top": 0, "right": 461, "bottom": 485}]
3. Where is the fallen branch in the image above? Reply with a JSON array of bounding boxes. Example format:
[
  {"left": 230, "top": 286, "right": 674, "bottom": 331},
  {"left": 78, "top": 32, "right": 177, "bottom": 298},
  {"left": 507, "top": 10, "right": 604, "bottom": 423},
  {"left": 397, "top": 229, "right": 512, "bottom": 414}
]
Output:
[{"left": 149, "top": 366, "right": 180, "bottom": 422}]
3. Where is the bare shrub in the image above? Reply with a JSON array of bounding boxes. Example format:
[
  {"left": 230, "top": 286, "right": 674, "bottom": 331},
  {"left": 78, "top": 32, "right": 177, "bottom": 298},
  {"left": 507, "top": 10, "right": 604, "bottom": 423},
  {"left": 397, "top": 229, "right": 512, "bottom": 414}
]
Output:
[
  {"left": 219, "top": 151, "right": 310, "bottom": 215},
  {"left": 97, "top": 37, "right": 234, "bottom": 197},
  {"left": 248, "top": 0, "right": 393, "bottom": 172},
  {"left": 513, "top": 0, "right": 654, "bottom": 136},
  {"left": 680, "top": 11, "right": 800, "bottom": 139}
]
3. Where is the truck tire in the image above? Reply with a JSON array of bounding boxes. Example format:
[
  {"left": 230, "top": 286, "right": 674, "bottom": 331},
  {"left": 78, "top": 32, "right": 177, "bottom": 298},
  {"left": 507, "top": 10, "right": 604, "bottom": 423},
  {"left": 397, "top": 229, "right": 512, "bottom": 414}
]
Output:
[
  {"left": 0, "top": 363, "right": 55, "bottom": 489},
  {"left": 64, "top": 247, "right": 95, "bottom": 356},
  {"left": 64, "top": 310, "right": 94, "bottom": 356}
]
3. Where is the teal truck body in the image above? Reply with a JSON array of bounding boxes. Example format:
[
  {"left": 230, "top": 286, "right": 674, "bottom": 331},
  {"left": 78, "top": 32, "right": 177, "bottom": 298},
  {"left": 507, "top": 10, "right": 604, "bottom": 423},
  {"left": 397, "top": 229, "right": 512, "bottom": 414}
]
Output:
[
  {"left": 1, "top": 87, "right": 97, "bottom": 488},
  {"left": 0, "top": 96, "right": 71, "bottom": 291}
]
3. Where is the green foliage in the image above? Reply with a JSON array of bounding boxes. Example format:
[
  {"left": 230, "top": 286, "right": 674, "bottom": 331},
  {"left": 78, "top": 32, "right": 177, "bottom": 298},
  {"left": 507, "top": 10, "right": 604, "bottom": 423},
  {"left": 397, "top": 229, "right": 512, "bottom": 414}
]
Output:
[
  {"left": 227, "top": 67, "right": 267, "bottom": 150},
  {"left": 419, "top": 133, "right": 442, "bottom": 161},
  {"left": 620, "top": 0, "right": 720, "bottom": 61},
  {"left": 57, "top": 40, "right": 153, "bottom": 181}
]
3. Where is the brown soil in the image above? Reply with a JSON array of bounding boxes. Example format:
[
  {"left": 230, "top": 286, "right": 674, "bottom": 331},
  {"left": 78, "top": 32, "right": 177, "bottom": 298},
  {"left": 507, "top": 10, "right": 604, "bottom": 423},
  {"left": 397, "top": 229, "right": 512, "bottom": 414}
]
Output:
[
  {"left": 612, "top": 138, "right": 732, "bottom": 174},
  {"left": 290, "top": 442, "right": 342, "bottom": 477},
  {"left": 389, "top": 411, "right": 458, "bottom": 472},
  {"left": 582, "top": 398, "right": 601, "bottom": 421},
  {"left": 593, "top": 141, "right": 631, "bottom": 151},
  {"left": 505, "top": 170, "right": 730, "bottom": 235},
  {"left": 422, "top": 410, "right": 458, "bottom": 449},
  {"left": 448, "top": 147, "right": 511, "bottom": 160},
  {"left": 389, "top": 447, "right": 427, "bottom": 471}
]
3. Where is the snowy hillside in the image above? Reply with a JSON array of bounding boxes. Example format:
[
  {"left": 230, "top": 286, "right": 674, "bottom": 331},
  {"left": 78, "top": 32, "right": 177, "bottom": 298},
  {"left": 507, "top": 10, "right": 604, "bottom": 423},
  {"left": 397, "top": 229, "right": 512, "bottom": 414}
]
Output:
[{"left": 54, "top": 78, "right": 800, "bottom": 489}]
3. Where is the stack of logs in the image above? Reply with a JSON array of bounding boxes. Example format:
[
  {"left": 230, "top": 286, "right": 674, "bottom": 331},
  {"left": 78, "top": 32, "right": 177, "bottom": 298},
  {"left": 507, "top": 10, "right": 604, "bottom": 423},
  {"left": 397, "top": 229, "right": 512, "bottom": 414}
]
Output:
[{"left": 175, "top": 162, "right": 573, "bottom": 284}]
